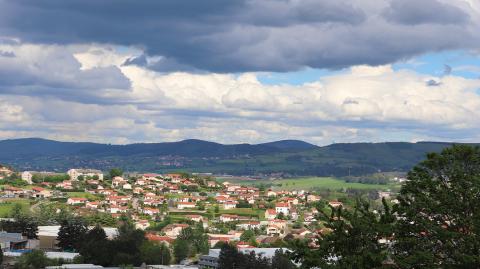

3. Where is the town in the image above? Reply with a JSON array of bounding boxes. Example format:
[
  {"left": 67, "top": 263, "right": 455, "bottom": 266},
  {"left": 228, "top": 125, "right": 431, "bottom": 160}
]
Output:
[{"left": 0, "top": 165, "right": 397, "bottom": 268}]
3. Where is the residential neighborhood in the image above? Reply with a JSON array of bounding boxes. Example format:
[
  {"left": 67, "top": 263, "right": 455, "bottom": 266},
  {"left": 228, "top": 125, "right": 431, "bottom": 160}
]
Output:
[{"left": 0, "top": 165, "right": 397, "bottom": 268}]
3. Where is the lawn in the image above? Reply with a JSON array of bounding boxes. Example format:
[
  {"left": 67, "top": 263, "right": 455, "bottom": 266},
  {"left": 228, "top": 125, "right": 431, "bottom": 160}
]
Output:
[
  {"left": 0, "top": 199, "right": 31, "bottom": 217},
  {"left": 65, "top": 192, "right": 100, "bottom": 200},
  {"left": 226, "top": 177, "right": 398, "bottom": 191}
]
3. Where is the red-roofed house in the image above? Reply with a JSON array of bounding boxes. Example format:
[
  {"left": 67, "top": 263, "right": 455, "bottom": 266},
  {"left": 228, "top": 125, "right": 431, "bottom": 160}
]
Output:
[
  {"left": 275, "top": 202, "right": 290, "bottom": 215},
  {"left": 67, "top": 197, "right": 87, "bottom": 205},
  {"left": 265, "top": 209, "right": 277, "bottom": 220},
  {"left": 177, "top": 202, "right": 196, "bottom": 210},
  {"left": 220, "top": 214, "right": 238, "bottom": 222}
]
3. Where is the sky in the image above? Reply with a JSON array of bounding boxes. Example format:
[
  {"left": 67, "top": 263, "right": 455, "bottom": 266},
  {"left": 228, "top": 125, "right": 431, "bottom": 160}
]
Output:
[{"left": 0, "top": 0, "right": 479, "bottom": 145}]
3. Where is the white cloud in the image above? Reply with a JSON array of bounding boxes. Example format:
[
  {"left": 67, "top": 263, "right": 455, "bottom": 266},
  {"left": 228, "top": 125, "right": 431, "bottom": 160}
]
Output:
[{"left": 1, "top": 43, "right": 480, "bottom": 145}]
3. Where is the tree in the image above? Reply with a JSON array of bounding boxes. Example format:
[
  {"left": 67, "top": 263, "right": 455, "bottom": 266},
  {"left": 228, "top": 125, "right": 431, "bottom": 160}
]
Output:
[
  {"left": 14, "top": 250, "right": 53, "bottom": 269},
  {"left": 0, "top": 247, "right": 3, "bottom": 267},
  {"left": 57, "top": 218, "right": 88, "bottom": 251},
  {"left": 110, "top": 168, "right": 123, "bottom": 178},
  {"left": 217, "top": 243, "right": 274, "bottom": 269},
  {"left": 84, "top": 224, "right": 107, "bottom": 243},
  {"left": 240, "top": 230, "right": 256, "bottom": 242},
  {"left": 0, "top": 217, "right": 38, "bottom": 239},
  {"left": 394, "top": 145, "right": 480, "bottom": 268},
  {"left": 140, "top": 241, "right": 171, "bottom": 265},
  {"left": 173, "top": 239, "right": 189, "bottom": 263},
  {"left": 218, "top": 243, "right": 241, "bottom": 269},
  {"left": 79, "top": 226, "right": 112, "bottom": 267},
  {"left": 291, "top": 199, "right": 394, "bottom": 269},
  {"left": 271, "top": 249, "right": 296, "bottom": 269}
]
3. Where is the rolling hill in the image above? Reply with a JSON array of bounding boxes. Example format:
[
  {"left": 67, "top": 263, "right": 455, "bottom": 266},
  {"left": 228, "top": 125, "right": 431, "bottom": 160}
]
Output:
[{"left": 0, "top": 138, "right": 471, "bottom": 176}]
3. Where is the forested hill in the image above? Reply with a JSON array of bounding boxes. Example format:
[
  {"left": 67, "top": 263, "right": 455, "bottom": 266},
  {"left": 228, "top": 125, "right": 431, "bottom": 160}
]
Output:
[{"left": 0, "top": 138, "right": 473, "bottom": 176}]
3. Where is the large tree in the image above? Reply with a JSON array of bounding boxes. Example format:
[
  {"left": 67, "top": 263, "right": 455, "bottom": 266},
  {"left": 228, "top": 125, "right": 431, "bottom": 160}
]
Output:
[
  {"left": 394, "top": 145, "right": 480, "bottom": 268},
  {"left": 291, "top": 199, "right": 394, "bottom": 269},
  {"left": 57, "top": 218, "right": 88, "bottom": 251},
  {"left": 140, "top": 241, "right": 171, "bottom": 265}
]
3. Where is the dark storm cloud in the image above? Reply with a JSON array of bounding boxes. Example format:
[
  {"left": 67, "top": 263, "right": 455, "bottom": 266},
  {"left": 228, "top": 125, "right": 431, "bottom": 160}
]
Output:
[
  {"left": 383, "top": 0, "right": 469, "bottom": 25},
  {"left": 0, "top": 0, "right": 478, "bottom": 72}
]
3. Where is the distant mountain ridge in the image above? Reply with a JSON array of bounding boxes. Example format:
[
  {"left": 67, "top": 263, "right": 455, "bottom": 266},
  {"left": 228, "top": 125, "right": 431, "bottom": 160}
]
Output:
[
  {"left": 0, "top": 138, "right": 318, "bottom": 158},
  {"left": 0, "top": 138, "right": 474, "bottom": 176}
]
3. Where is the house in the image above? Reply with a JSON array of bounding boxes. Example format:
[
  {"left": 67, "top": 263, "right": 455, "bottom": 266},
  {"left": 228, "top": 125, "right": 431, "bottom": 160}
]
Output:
[
  {"left": 31, "top": 187, "right": 52, "bottom": 198},
  {"left": 21, "top": 171, "right": 33, "bottom": 184},
  {"left": 223, "top": 201, "right": 237, "bottom": 210},
  {"left": 143, "top": 207, "right": 160, "bottom": 216},
  {"left": 67, "top": 168, "right": 104, "bottom": 181},
  {"left": 86, "top": 180, "right": 100, "bottom": 186},
  {"left": 207, "top": 181, "right": 217, "bottom": 188},
  {"left": 177, "top": 202, "right": 196, "bottom": 210},
  {"left": 208, "top": 236, "right": 230, "bottom": 248},
  {"left": 136, "top": 220, "right": 151, "bottom": 230},
  {"left": 307, "top": 194, "right": 321, "bottom": 203},
  {"left": 85, "top": 201, "right": 101, "bottom": 210},
  {"left": 133, "top": 187, "right": 144, "bottom": 194},
  {"left": 378, "top": 191, "right": 392, "bottom": 199},
  {"left": 56, "top": 180, "right": 73, "bottom": 190},
  {"left": 3, "top": 186, "right": 25, "bottom": 198},
  {"left": 66, "top": 197, "right": 87, "bottom": 205},
  {"left": 186, "top": 215, "right": 203, "bottom": 222},
  {"left": 265, "top": 209, "right": 277, "bottom": 220},
  {"left": 166, "top": 173, "right": 183, "bottom": 182},
  {"left": 0, "top": 166, "right": 13, "bottom": 176},
  {"left": 145, "top": 233, "right": 174, "bottom": 246},
  {"left": 219, "top": 214, "right": 238, "bottom": 222},
  {"left": 269, "top": 219, "right": 288, "bottom": 230},
  {"left": 112, "top": 176, "right": 127, "bottom": 188},
  {"left": 275, "top": 202, "right": 290, "bottom": 215},
  {"left": 267, "top": 190, "right": 277, "bottom": 197},
  {"left": 0, "top": 232, "right": 28, "bottom": 251},
  {"left": 329, "top": 201, "right": 343, "bottom": 208},
  {"left": 136, "top": 178, "right": 148, "bottom": 186},
  {"left": 162, "top": 224, "right": 189, "bottom": 238},
  {"left": 237, "top": 241, "right": 254, "bottom": 248},
  {"left": 109, "top": 206, "right": 128, "bottom": 214},
  {"left": 122, "top": 183, "right": 132, "bottom": 190},
  {"left": 266, "top": 225, "right": 281, "bottom": 236},
  {"left": 236, "top": 221, "right": 261, "bottom": 230}
]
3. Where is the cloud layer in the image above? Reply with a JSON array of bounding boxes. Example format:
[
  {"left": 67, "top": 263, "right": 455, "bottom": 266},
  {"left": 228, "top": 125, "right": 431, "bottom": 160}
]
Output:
[
  {"left": 0, "top": 42, "right": 479, "bottom": 145},
  {"left": 0, "top": 0, "right": 479, "bottom": 72}
]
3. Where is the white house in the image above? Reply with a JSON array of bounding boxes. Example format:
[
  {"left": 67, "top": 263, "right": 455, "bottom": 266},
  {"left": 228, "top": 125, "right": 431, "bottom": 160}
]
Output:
[
  {"left": 265, "top": 209, "right": 277, "bottom": 220},
  {"left": 177, "top": 202, "right": 196, "bottom": 210},
  {"left": 219, "top": 214, "right": 238, "bottom": 223},
  {"left": 66, "top": 197, "right": 87, "bottom": 205},
  {"left": 21, "top": 171, "right": 33, "bottom": 184},
  {"left": 275, "top": 202, "right": 290, "bottom": 215},
  {"left": 223, "top": 201, "right": 237, "bottom": 210},
  {"left": 143, "top": 208, "right": 160, "bottom": 216},
  {"left": 67, "top": 169, "right": 104, "bottom": 181}
]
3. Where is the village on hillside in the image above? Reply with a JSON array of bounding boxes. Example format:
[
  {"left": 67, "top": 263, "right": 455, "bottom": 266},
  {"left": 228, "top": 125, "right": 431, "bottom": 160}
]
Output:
[{"left": 0, "top": 165, "right": 398, "bottom": 268}]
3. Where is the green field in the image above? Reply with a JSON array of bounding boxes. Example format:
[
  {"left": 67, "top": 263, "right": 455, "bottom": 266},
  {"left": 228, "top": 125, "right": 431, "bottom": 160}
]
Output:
[
  {"left": 0, "top": 199, "right": 30, "bottom": 217},
  {"left": 66, "top": 192, "right": 100, "bottom": 200},
  {"left": 223, "top": 177, "right": 398, "bottom": 191}
]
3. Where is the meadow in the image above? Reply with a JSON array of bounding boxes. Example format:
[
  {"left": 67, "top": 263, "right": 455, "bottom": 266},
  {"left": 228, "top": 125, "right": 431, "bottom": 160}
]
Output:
[
  {"left": 223, "top": 177, "right": 398, "bottom": 191},
  {"left": 0, "top": 198, "right": 30, "bottom": 217}
]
